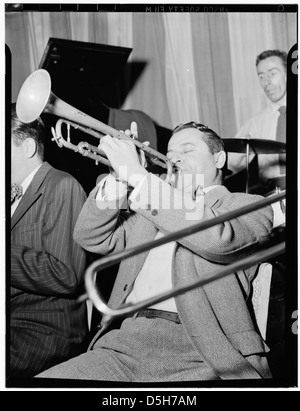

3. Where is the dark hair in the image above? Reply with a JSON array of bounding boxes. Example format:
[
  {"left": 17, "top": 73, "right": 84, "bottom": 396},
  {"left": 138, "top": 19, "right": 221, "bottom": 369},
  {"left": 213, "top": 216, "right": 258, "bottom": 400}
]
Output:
[
  {"left": 11, "top": 103, "right": 45, "bottom": 160},
  {"left": 172, "top": 121, "right": 231, "bottom": 179},
  {"left": 256, "top": 50, "right": 287, "bottom": 69}
]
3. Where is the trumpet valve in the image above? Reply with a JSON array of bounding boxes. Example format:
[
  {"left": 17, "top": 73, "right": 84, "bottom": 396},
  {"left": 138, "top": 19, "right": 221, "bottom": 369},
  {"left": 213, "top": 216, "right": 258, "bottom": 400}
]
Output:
[{"left": 77, "top": 141, "right": 90, "bottom": 156}]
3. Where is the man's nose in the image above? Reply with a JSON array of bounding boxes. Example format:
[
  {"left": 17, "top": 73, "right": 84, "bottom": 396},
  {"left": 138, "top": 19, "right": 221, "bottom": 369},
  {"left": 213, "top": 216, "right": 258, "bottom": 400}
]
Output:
[
  {"left": 170, "top": 155, "right": 183, "bottom": 165},
  {"left": 262, "top": 75, "right": 271, "bottom": 87}
]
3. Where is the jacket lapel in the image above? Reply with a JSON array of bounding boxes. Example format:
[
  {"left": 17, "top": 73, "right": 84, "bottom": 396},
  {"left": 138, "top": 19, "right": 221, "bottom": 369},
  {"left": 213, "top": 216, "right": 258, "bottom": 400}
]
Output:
[
  {"left": 204, "top": 185, "right": 230, "bottom": 207},
  {"left": 11, "top": 162, "right": 52, "bottom": 230}
]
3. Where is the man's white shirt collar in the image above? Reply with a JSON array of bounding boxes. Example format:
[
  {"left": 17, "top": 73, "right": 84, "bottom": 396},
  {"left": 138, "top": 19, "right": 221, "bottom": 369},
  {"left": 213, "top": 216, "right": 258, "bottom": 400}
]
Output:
[
  {"left": 20, "top": 163, "right": 43, "bottom": 195},
  {"left": 11, "top": 163, "right": 42, "bottom": 216}
]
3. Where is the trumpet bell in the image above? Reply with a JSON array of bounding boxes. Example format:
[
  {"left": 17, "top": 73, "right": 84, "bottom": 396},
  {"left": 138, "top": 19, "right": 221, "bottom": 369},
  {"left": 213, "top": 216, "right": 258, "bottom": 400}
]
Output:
[{"left": 16, "top": 69, "right": 51, "bottom": 123}]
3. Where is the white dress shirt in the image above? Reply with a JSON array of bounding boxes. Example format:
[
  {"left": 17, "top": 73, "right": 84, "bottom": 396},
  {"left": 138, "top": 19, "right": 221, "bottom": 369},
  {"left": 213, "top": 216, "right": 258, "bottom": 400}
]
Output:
[
  {"left": 11, "top": 164, "right": 42, "bottom": 216},
  {"left": 96, "top": 174, "right": 220, "bottom": 312}
]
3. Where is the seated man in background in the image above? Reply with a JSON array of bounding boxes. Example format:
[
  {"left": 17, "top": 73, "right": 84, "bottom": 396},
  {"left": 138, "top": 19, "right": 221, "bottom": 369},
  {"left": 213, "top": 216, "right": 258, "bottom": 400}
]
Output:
[
  {"left": 10, "top": 103, "right": 88, "bottom": 378},
  {"left": 228, "top": 49, "right": 287, "bottom": 194},
  {"left": 37, "top": 120, "right": 274, "bottom": 382}
]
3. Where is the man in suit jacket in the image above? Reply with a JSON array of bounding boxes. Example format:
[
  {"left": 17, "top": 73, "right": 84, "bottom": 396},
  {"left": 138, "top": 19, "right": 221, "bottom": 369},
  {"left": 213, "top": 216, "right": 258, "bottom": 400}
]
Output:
[
  {"left": 37, "top": 121, "right": 274, "bottom": 382},
  {"left": 10, "top": 104, "right": 88, "bottom": 378}
]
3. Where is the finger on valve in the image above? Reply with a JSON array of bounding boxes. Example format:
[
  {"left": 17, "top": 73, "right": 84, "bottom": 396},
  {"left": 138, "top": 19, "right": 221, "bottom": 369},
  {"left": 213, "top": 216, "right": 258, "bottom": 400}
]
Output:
[
  {"left": 130, "top": 121, "right": 138, "bottom": 140},
  {"left": 139, "top": 141, "right": 150, "bottom": 168}
]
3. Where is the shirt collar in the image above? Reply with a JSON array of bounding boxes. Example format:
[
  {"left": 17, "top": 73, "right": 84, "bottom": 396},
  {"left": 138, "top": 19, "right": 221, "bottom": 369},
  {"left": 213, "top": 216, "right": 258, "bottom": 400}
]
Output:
[
  {"left": 268, "top": 100, "right": 286, "bottom": 114},
  {"left": 20, "top": 164, "right": 42, "bottom": 195},
  {"left": 193, "top": 184, "right": 222, "bottom": 203}
]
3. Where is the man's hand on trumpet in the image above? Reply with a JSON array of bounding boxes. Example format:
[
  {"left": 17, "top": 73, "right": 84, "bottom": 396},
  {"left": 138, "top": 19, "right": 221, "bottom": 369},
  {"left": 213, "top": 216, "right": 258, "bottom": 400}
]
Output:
[{"left": 98, "top": 122, "right": 149, "bottom": 187}]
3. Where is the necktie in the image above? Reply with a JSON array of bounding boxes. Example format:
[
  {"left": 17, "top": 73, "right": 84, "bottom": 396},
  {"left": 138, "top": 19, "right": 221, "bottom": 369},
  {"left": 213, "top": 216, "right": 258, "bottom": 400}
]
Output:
[
  {"left": 276, "top": 106, "right": 286, "bottom": 174},
  {"left": 276, "top": 106, "right": 286, "bottom": 142},
  {"left": 11, "top": 183, "right": 23, "bottom": 204}
]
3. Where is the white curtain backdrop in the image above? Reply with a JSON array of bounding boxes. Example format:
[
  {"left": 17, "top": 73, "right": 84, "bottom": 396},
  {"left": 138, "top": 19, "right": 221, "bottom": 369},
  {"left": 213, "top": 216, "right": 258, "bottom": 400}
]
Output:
[
  {"left": 107, "top": 12, "right": 133, "bottom": 50},
  {"left": 163, "top": 13, "right": 200, "bottom": 126},
  {"left": 228, "top": 13, "right": 277, "bottom": 131},
  {"left": 5, "top": 11, "right": 297, "bottom": 137}
]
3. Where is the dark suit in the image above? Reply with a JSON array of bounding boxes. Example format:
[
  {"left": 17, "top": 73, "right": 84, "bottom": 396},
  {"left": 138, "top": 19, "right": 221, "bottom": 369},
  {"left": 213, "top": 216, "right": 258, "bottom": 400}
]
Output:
[{"left": 10, "top": 162, "right": 88, "bottom": 378}]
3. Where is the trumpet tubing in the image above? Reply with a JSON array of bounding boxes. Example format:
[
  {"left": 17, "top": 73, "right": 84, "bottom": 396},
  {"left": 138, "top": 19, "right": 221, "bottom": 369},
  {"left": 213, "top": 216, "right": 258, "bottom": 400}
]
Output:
[
  {"left": 51, "top": 119, "right": 111, "bottom": 167},
  {"left": 16, "top": 69, "right": 172, "bottom": 174}
]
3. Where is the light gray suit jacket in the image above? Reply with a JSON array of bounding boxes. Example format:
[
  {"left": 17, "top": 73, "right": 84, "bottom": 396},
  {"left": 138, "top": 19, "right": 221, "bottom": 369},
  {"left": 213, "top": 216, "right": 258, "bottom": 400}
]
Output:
[{"left": 74, "top": 174, "right": 273, "bottom": 380}]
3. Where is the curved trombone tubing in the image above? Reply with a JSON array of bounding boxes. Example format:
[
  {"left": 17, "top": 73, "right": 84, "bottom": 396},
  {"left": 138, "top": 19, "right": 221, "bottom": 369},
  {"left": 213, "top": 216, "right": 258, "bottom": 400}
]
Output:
[
  {"left": 82, "top": 190, "right": 285, "bottom": 323},
  {"left": 87, "top": 242, "right": 284, "bottom": 323}
]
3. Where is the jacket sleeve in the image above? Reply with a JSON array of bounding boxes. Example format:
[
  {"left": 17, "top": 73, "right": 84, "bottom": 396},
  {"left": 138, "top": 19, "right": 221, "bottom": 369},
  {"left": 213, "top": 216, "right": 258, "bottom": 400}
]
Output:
[
  {"left": 11, "top": 175, "right": 87, "bottom": 296},
  {"left": 128, "top": 173, "right": 273, "bottom": 264},
  {"left": 73, "top": 185, "right": 138, "bottom": 255}
]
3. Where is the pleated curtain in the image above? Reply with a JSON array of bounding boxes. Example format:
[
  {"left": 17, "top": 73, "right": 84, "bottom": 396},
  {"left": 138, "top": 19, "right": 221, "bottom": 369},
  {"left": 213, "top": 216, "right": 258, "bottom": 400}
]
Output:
[{"left": 5, "top": 11, "right": 297, "bottom": 138}]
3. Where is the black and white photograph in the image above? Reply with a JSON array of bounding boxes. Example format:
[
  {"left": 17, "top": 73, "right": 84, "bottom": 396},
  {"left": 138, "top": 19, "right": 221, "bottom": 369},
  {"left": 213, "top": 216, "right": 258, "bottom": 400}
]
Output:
[{"left": 3, "top": 2, "right": 298, "bottom": 393}]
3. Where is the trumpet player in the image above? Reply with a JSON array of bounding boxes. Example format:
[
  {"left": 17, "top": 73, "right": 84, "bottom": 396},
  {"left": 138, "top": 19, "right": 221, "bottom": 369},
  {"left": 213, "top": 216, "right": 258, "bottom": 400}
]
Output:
[{"left": 37, "top": 121, "right": 274, "bottom": 381}]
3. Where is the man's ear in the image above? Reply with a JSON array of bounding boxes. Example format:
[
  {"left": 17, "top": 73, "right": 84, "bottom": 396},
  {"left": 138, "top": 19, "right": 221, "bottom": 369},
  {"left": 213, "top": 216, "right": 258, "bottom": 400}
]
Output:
[
  {"left": 23, "top": 138, "right": 37, "bottom": 158},
  {"left": 215, "top": 151, "right": 226, "bottom": 170}
]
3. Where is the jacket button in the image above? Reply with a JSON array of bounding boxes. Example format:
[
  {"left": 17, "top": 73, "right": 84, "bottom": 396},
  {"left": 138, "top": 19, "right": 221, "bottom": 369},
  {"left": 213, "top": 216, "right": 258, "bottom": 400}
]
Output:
[
  {"left": 151, "top": 209, "right": 158, "bottom": 216},
  {"left": 123, "top": 284, "right": 128, "bottom": 291}
]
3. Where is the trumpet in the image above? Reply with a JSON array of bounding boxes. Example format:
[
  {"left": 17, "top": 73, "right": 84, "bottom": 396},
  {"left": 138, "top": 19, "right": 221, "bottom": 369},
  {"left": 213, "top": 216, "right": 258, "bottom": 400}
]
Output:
[{"left": 16, "top": 69, "right": 174, "bottom": 179}]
